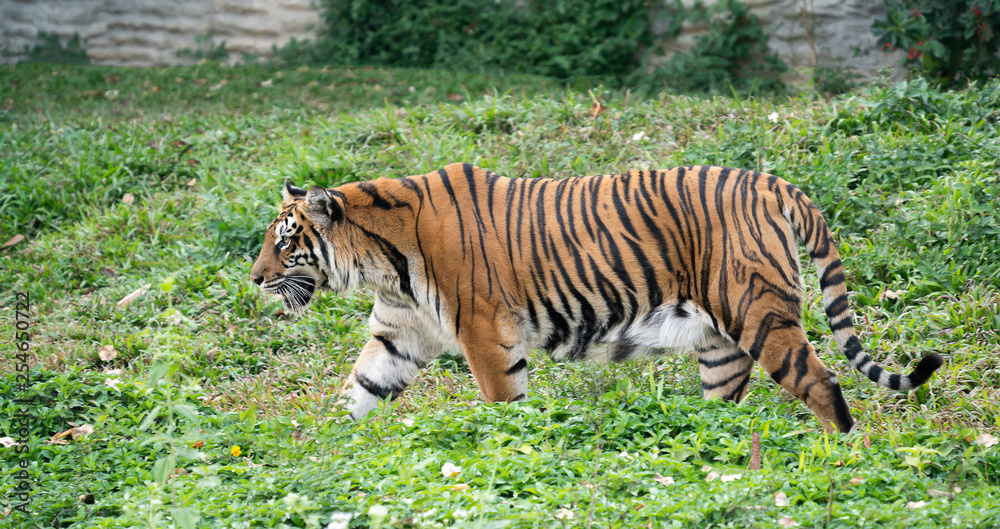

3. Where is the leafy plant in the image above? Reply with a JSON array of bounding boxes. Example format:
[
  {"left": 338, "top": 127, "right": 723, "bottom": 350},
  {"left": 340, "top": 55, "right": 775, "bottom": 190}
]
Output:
[
  {"left": 17, "top": 32, "right": 90, "bottom": 65},
  {"left": 873, "top": 0, "right": 1000, "bottom": 85},
  {"left": 644, "top": 0, "right": 787, "bottom": 94}
]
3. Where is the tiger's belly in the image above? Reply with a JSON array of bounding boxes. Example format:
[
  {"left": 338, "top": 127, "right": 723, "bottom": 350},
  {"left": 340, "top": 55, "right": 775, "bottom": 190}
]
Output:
[{"left": 539, "top": 300, "right": 719, "bottom": 363}]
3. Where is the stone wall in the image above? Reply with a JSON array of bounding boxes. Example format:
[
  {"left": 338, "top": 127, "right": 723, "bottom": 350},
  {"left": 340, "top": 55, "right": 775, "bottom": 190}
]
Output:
[
  {"left": 656, "top": 0, "right": 902, "bottom": 81},
  {"left": 1, "top": 0, "right": 899, "bottom": 79},
  {"left": 0, "top": 0, "right": 319, "bottom": 66}
]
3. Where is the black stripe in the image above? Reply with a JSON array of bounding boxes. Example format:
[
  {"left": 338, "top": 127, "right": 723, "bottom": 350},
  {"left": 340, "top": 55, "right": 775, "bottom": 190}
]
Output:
[
  {"left": 829, "top": 316, "right": 854, "bottom": 332},
  {"left": 505, "top": 358, "right": 528, "bottom": 376},
  {"left": 702, "top": 368, "right": 750, "bottom": 391},
  {"left": 843, "top": 336, "right": 863, "bottom": 361},
  {"left": 769, "top": 349, "right": 793, "bottom": 385},
  {"left": 819, "top": 263, "right": 844, "bottom": 290},
  {"left": 697, "top": 351, "right": 747, "bottom": 369},
  {"left": 722, "top": 374, "right": 751, "bottom": 402},
  {"left": 356, "top": 373, "right": 404, "bottom": 401},
  {"left": 825, "top": 294, "right": 850, "bottom": 318}
]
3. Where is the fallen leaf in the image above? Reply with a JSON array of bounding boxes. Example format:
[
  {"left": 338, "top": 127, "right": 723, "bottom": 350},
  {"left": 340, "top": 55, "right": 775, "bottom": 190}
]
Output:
[
  {"left": 701, "top": 465, "right": 712, "bottom": 472},
  {"left": 104, "top": 378, "right": 122, "bottom": 390},
  {"left": 441, "top": 462, "right": 462, "bottom": 478},
  {"left": 705, "top": 471, "right": 719, "bottom": 482},
  {"left": 261, "top": 79, "right": 273, "bottom": 87},
  {"left": 447, "top": 93, "right": 463, "bottom": 101},
  {"left": 775, "top": 491, "right": 789, "bottom": 507},
  {"left": 2, "top": 234, "right": 24, "bottom": 249},
  {"left": 863, "top": 434, "right": 871, "bottom": 449},
  {"left": 582, "top": 481, "right": 596, "bottom": 490},
  {"left": 452, "top": 483, "right": 470, "bottom": 490},
  {"left": 187, "top": 159, "right": 200, "bottom": 167},
  {"left": 517, "top": 444, "right": 534, "bottom": 454},
  {"left": 554, "top": 508, "right": 574, "bottom": 520},
  {"left": 906, "top": 500, "right": 926, "bottom": 509},
  {"left": 116, "top": 283, "right": 151, "bottom": 309},
  {"left": 191, "top": 440, "right": 204, "bottom": 449},
  {"left": 99, "top": 345, "right": 118, "bottom": 361},
  {"left": 186, "top": 178, "right": 197, "bottom": 187},
  {"left": 71, "top": 424, "right": 94, "bottom": 440},
  {"left": 778, "top": 517, "right": 799, "bottom": 527},
  {"left": 927, "top": 488, "right": 953, "bottom": 499},
  {"left": 193, "top": 78, "right": 208, "bottom": 85},
  {"left": 0, "top": 437, "right": 17, "bottom": 448},
  {"left": 122, "top": 193, "right": 134, "bottom": 205},
  {"left": 720, "top": 473, "right": 742, "bottom": 483},
  {"left": 653, "top": 473, "right": 674, "bottom": 486},
  {"left": 175, "top": 77, "right": 185, "bottom": 84},
  {"left": 400, "top": 418, "right": 414, "bottom": 427},
  {"left": 974, "top": 433, "right": 998, "bottom": 447},
  {"left": 850, "top": 477, "right": 864, "bottom": 485},
  {"left": 631, "top": 131, "right": 646, "bottom": 142}
]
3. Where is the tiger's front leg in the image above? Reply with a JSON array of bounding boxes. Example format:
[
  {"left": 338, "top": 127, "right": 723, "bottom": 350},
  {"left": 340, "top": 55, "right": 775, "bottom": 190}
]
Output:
[{"left": 341, "top": 293, "right": 445, "bottom": 420}]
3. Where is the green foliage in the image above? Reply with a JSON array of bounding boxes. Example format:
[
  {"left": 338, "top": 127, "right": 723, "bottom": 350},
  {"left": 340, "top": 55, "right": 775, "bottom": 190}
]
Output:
[
  {"left": 644, "top": 0, "right": 787, "bottom": 94},
  {"left": 308, "top": 0, "right": 653, "bottom": 84},
  {"left": 873, "top": 0, "right": 1000, "bottom": 86},
  {"left": 177, "top": 35, "right": 230, "bottom": 62},
  {"left": 16, "top": 32, "right": 91, "bottom": 65},
  {"left": 282, "top": 0, "right": 788, "bottom": 95},
  {"left": 2, "top": 63, "right": 1000, "bottom": 527}
]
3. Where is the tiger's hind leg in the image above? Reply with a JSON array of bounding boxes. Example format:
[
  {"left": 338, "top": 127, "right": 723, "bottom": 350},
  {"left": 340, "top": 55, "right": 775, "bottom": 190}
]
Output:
[
  {"left": 697, "top": 336, "right": 754, "bottom": 402},
  {"left": 458, "top": 311, "right": 528, "bottom": 404},
  {"left": 739, "top": 317, "right": 854, "bottom": 433}
]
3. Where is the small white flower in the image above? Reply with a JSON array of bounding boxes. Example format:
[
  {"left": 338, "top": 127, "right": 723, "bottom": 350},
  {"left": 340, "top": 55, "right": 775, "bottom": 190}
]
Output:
[
  {"left": 368, "top": 504, "right": 388, "bottom": 519},
  {"left": 441, "top": 462, "right": 462, "bottom": 478},
  {"left": 721, "top": 473, "right": 742, "bottom": 483},
  {"left": 453, "top": 508, "right": 469, "bottom": 519},
  {"left": 261, "top": 79, "right": 274, "bottom": 87},
  {"left": 325, "top": 512, "right": 354, "bottom": 529},
  {"left": 631, "top": 131, "right": 646, "bottom": 141},
  {"left": 653, "top": 473, "right": 674, "bottom": 486},
  {"left": 768, "top": 112, "right": 779, "bottom": 123}
]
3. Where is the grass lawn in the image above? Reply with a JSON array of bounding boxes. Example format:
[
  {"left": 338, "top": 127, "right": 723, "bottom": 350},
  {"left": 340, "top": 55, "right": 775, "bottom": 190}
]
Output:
[{"left": 1, "top": 62, "right": 1000, "bottom": 528}]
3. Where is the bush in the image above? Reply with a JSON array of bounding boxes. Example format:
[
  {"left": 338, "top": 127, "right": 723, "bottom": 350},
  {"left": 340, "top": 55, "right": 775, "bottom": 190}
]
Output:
[
  {"left": 873, "top": 0, "right": 1000, "bottom": 86},
  {"left": 282, "top": 0, "right": 788, "bottom": 94},
  {"left": 15, "top": 32, "right": 90, "bottom": 65}
]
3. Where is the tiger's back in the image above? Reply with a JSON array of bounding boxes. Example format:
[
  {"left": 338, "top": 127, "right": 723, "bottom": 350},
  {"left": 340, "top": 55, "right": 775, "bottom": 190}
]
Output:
[{"left": 251, "top": 162, "right": 942, "bottom": 432}]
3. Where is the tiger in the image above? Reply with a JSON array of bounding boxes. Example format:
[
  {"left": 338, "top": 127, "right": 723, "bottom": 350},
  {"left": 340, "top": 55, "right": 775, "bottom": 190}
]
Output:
[{"left": 249, "top": 162, "right": 943, "bottom": 433}]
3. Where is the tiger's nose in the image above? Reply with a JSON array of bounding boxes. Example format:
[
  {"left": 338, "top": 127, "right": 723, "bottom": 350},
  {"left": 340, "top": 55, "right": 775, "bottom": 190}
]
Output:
[{"left": 251, "top": 274, "right": 264, "bottom": 285}]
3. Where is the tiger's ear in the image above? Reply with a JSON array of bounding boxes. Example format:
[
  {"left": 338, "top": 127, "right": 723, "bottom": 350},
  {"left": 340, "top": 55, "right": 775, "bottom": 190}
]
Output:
[
  {"left": 281, "top": 181, "right": 307, "bottom": 206},
  {"left": 305, "top": 185, "right": 344, "bottom": 224}
]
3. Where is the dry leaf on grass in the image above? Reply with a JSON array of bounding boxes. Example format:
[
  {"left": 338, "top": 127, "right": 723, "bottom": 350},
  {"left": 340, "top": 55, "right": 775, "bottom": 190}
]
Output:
[
  {"left": 554, "top": 508, "right": 574, "bottom": 520},
  {"left": 705, "top": 471, "right": 720, "bottom": 482},
  {"left": 49, "top": 424, "right": 94, "bottom": 444},
  {"left": 778, "top": 517, "right": 799, "bottom": 527},
  {"left": 98, "top": 345, "right": 118, "bottom": 361},
  {"left": 653, "top": 473, "right": 674, "bottom": 486},
  {"left": 0, "top": 437, "right": 17, "bottom": 448},
  {"left": 2, "top": 234, "right": 24, "bottom": 249},
  {"left": 122, "top": 193, "right": 134, "bottom": 205},
  {"left": 906, "top": 500, "right": 927, "bottom": 509},
  {"left": 116, "top": 284, "right": 151, "bottom": 309},
  {"left": 974, "top": 433, "right": 998, "bottom": 447}
]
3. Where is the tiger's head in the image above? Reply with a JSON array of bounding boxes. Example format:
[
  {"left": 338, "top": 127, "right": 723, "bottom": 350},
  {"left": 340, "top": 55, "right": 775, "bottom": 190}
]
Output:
[{"left": 250, "top": 181, "right": 350, "bottom": 312}]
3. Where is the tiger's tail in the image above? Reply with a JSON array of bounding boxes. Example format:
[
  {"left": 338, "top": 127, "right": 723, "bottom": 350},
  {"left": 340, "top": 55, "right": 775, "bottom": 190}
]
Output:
[{"left": 781, "top": 181, "right": 943, "bottom": 390}]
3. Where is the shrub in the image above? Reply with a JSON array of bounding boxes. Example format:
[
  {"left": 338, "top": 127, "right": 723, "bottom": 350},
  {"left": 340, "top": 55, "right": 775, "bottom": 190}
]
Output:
[{"left": 873, "top": 0, "right": 1000, "bottom": 86}]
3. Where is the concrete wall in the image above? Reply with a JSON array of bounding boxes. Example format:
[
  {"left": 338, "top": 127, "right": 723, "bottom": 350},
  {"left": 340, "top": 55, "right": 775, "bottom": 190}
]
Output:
[{"left": 1, "top": 0, "right": 898, "bottom": 79}]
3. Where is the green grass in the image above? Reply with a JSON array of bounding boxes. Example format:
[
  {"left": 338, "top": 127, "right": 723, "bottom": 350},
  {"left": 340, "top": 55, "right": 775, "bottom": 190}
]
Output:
[{"left": 1, "top": 63, "right": 999, "bottom": 528}]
